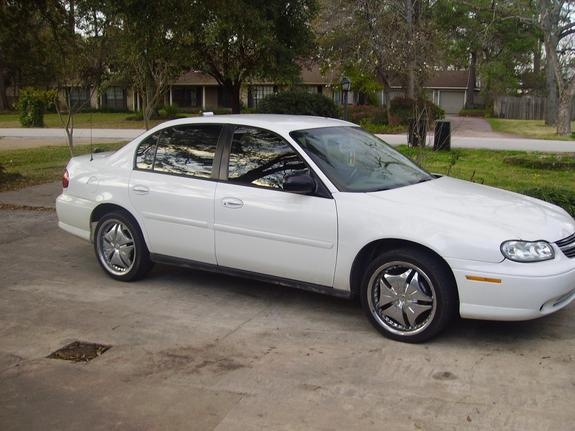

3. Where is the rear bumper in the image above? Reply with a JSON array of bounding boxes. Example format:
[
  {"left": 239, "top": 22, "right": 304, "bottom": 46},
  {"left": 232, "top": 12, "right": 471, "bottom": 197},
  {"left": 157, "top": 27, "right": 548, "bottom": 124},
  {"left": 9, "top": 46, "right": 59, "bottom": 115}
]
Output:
[
  {"left": 448, "top": 254, "right": 575, "bottom": 321},
  {"left": 56, "top": 193, "right": 94, "bottom": 241}
]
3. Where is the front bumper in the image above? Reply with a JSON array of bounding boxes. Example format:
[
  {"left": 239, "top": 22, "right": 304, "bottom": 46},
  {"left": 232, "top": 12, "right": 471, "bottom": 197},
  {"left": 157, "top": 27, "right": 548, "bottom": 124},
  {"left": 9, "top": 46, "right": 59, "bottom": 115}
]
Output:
[{"left": 447, "top": 251, "right": 575, "bottom": 321}]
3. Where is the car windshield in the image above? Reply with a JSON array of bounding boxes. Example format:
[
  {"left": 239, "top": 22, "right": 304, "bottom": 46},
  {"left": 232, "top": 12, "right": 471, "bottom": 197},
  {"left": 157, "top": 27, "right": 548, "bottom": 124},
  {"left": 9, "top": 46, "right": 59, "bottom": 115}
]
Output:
[{"left": 290, "top": 126, "right": 434, "bottom": 192}]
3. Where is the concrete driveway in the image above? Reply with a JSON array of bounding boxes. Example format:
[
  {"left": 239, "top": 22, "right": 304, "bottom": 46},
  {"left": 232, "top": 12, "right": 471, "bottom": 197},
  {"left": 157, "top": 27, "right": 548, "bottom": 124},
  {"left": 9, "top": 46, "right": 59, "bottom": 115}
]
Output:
[{"left": 1, "top": 185, "right": 575, "bottom": 430}]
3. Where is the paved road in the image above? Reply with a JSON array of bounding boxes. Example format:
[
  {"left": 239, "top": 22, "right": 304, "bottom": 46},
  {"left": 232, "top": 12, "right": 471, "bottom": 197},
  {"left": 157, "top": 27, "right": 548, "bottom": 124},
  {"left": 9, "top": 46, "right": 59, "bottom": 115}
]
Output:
[
  {"left": 0, "top": 186, "right": 574, "bottom": 430},
  {"left": 0, "top": 128, "right": 142, "bottom": 150},
  {"left": 1, "top": 125, "right": 574, "bottom": 152},
  {"left": 0, "top": 127, "right": 143, "bottom": 140}
]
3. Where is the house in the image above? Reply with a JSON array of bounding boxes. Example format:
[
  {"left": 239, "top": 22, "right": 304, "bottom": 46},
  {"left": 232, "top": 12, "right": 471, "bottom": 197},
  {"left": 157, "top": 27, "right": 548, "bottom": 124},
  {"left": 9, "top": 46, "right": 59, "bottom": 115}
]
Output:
[
  {"left": 159, "top": 68, "right": 480, "bottom": 114},
  {"left": 387, "top": 70, "right": 481, "bottom": 114},
  {"left": 52, "top": 67, "right": 479, "bottom": 115},
  {"left": 157, "top": 65, "right": 339, "bottom": 111}
]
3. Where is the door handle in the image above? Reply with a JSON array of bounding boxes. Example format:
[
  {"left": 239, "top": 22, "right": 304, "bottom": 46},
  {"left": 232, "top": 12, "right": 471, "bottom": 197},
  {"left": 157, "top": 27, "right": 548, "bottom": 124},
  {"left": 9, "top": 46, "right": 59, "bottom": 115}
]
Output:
[
  {"left": 222, "top": 197, "right": 244, "bottom": 209},
  {"left": 132, "top": 185, "right": 150, "bottom": 195}
]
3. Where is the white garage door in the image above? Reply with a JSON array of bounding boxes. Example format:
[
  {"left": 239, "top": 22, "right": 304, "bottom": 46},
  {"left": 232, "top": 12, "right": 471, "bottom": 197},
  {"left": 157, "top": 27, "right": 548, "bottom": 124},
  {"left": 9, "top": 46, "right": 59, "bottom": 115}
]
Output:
[{"left": 439, "top": 91, "right": 465, "bottom": 114}]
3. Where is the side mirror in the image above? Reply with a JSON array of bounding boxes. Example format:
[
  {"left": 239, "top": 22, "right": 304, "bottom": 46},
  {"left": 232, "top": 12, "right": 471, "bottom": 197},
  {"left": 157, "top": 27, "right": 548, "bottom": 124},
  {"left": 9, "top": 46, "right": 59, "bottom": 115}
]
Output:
[{"left": 283, "top": 173, "right": 316, "bottom": 195}]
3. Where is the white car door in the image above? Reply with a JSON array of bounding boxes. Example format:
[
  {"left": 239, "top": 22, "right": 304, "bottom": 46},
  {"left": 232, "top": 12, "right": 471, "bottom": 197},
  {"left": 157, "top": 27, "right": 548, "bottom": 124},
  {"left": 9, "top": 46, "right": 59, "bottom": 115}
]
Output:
[
  {"left": 129, "top": 124, "right": 223, "bottom": 264},
  {"left": 214, "top": 126, "right": 338, "bottom": 287}
]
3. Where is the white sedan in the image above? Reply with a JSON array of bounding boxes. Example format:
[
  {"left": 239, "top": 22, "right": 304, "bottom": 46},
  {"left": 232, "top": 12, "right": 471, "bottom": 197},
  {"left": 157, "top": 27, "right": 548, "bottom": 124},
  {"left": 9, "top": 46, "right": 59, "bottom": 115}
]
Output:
[{"left": 56, "top": 115, "right": 575, "bottom": 342}]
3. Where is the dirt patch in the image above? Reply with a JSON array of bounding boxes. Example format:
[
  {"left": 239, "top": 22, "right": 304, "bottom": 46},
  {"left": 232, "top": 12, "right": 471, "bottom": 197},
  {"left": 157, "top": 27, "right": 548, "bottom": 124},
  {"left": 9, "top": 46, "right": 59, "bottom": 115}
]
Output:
[
  {"left": 0, "top": 203, "right": 54, "bottom": 211},
  {"left": 139, "top": 345, "right": 249, "bottom": 377},
  {"left": 47, "top": 341, "right": 111, "bottom": 363}
]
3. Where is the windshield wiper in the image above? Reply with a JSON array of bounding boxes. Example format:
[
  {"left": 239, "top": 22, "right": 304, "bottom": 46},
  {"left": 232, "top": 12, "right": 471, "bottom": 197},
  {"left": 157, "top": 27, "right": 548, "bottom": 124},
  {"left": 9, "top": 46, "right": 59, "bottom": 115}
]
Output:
[{"left": 415, "top": 177, "right": 434, "bottom": 184}]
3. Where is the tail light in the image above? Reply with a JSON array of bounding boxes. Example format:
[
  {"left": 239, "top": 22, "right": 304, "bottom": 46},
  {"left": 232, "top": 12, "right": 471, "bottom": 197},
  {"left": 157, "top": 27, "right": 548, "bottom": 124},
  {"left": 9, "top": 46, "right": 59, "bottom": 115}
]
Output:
[{"left": 62, "top": 169, "right": 69, "bottom": 188}]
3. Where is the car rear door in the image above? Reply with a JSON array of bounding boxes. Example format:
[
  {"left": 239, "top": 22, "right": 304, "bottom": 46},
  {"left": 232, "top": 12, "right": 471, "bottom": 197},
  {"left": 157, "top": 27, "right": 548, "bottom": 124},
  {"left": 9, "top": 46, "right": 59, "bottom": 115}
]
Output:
[
  {"left": 214, "top": 125, "right": 338, "bottom": 287},
  {"left": 129, "top": 124, "right": 223, "bottom": 263}
]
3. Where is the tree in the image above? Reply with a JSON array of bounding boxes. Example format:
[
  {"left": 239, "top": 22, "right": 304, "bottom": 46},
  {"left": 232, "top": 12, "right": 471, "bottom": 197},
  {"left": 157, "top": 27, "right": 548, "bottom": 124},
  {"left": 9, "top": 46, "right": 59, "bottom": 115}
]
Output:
[
  {"left": 39, "top": 0, "right": 114, "bottom": 155},
  {"left": 435, "top": 0, "right": 539, "bottom": 110},
  {"left": 318, "top": 0, "right": 439, "bottom": 123},
  {"left": 181, "top": 0, "right": 318, "bottom": 114},
  {"left": 113, "top": 0, "right": 187, "bottom": 129},
  {"left": 538, "top": 0, "right": 575, "bottom": 135},
  {"left": 0, "top": 1, "right": 56, "bottom": 110}
]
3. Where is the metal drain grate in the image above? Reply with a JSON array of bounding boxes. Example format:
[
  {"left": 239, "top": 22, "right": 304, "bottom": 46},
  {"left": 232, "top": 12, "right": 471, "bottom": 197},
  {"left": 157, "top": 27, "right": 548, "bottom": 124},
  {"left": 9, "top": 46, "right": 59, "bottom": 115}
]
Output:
[{"left": 47, "top": 341, "right": 111, "bottom": 362}]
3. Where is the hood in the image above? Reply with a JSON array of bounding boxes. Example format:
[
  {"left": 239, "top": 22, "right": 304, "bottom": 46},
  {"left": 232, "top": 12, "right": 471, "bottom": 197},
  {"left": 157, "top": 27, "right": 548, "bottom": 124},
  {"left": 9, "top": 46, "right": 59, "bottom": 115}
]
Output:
[
  {"left": 362, "top": 177, "right": 575, "bottom": 263},
  {"left": 369, "top": 177, "right": 574, "bottom": 242}
]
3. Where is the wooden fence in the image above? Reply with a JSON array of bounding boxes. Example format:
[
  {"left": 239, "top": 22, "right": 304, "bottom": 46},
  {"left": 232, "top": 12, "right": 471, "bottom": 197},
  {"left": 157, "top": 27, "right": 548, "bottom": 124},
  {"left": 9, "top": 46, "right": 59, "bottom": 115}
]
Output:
[{"left": 494, "top": 96, "right": 575, "bottom": 120}]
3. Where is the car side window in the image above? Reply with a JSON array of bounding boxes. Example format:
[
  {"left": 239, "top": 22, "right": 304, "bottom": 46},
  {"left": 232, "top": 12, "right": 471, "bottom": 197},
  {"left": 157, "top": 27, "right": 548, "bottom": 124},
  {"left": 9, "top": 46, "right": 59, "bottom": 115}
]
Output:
[
  {"left": 135, "top": 132, "right": 160, "bottom": 170},
  {"left": 153, "top": 125, "right": 222, "bottom": 178},
  {"left": 227, "top": 126, "right": 308, "bottom": 190}
]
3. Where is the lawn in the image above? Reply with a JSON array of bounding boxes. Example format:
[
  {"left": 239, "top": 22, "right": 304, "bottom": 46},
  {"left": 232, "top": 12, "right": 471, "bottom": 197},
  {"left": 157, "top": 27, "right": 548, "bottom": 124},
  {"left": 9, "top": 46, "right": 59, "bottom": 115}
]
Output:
[
  {"left": 488, "top": 118, "right": 575, "bottom": 141},
  {"left": 0, "top": 142, "right": 125, "bottom": 191},
  {"left": 399, "top": 146, "right": 575, "bottom": 193},
  {"left": 1, "top": 143, "right": 574, "bottom": 199},
  {"left": 0, "top": 112, "right": 193, "bottom": 129}
]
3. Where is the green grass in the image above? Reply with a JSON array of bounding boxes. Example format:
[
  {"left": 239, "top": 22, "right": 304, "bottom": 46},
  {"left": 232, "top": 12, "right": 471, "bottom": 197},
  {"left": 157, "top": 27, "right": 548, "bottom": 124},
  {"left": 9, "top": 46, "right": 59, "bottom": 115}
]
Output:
[
  {"left": 0, "top": 142, "right": 125, "bottom": 191},
  {"left": 1, "top": 143, "right": 574, "bottom": 199},
  {"left": 488, "top": 118, "right": 575, "bottom": 141},
  {"left": 398, "top": 146, "right": 575, "bottom": 194},
  {"left": 0, "top": 112, "right": 195, "bottom": 129}
]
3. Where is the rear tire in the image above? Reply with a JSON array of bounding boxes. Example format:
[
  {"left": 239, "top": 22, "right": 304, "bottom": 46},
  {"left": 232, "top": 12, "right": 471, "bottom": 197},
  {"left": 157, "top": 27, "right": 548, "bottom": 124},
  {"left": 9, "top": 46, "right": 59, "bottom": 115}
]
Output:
[
  {"left": 360, "top": 247, "right": 457, "bottom": 343},
  {"left": 94, "top": 211, "right": 153, "bottom": 281}
]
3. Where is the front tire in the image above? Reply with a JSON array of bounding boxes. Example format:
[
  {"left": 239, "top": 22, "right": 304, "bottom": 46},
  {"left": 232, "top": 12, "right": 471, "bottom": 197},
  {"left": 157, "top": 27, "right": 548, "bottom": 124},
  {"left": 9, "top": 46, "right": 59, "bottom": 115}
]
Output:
[
  {"left": 94, "top": 211, "right": 152, "bottom": 281},
  {"left": 361, "top": 248, "right": 457, "bottom": 343}
]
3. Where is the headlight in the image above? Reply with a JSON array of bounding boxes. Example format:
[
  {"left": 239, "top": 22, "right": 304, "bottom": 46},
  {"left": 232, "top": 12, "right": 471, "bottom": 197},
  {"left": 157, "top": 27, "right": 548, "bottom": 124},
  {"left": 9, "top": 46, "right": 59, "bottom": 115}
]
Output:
[{"left": 500, "top": 240, "right": 555, "bottom": 262}]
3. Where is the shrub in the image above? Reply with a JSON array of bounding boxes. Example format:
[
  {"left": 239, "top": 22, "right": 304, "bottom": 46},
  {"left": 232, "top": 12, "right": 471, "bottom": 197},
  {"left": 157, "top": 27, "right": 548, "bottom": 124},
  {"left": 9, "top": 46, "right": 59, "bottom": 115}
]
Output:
[
  {"left": 503, "top": 155, "right": 575, "bottom": 170},
  {"left": 0, "top": 164, "right": 23, "bottom": 185},
  {"left": 256, "top": 90, "right": 339, "bottom": 118},
  {"left": 160, "top": 104, "right": 180, "bottom": 119},
  {"left": 518, "top": 186, "right": 575, "bottom": 217},
  {"left": 390, "top": 97, "right": 445, "bottom": 125},
  {"left": 208, "top": 107, "right": 233, "bottom": 115},
  {"left": 348, "top": 105, "right": 388, "bottom": 125},
  {"left": 359, "top": 119, "right": 406, "bottom": 134},
  {"left": 16, "top": 88, "right": 56, "bottom": 128}
]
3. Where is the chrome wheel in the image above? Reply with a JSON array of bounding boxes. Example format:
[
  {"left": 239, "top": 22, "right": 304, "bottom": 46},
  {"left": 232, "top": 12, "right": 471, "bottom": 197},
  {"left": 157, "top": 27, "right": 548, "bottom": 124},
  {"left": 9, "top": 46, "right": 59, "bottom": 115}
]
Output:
[
  {"left": 367, "top": 261, "right": 436, "bottom": 336},
  {"left": 97, "top": 219, "right": 136, "bottom": 276}
]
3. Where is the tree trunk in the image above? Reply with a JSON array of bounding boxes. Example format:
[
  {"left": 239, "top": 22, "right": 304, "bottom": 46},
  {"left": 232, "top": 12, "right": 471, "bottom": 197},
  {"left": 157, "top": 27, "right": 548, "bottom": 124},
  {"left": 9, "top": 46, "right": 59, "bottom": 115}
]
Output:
[
  {"left": 377, "top": 67, "right": 392, "bottom": 124},
  {"left": 0, "top": 71, "right": 9, "bottom": 111},
  {"left": 544, "top": 60, "right": 557, "bottom": 126},
  {"left": 230, "top": 82, "right": 241, "bottom": 114},
  {"left": 465, "top": 51, "right": 477, "bottom": 109},
  {"left": 405, "top": 0, "right": 416, "bottom": 100},
  {"left": 533, "top": 39, "right": 541, "bottom": 75},
  {"left": 556, "top": 93, "right": 572, "bottom": 135}
]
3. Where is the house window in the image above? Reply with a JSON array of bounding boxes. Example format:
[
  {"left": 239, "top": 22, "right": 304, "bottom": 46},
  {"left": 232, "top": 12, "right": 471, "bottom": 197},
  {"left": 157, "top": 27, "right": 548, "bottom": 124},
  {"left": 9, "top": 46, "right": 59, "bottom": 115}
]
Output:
[
  {"left": 248, "top": 86, "right": 275, "bottom": 108},
  {"left": 172, "top": 86, "right": 202, "bottom": 108},
  {"left": 102, "top": 87, "right": 126, "bottom": 111},
  {"left": 68, "top": 87, "right": 91, "bottom": 110},
  {"left": 304, "top": 85, "right": 322, "bottom": 95}
]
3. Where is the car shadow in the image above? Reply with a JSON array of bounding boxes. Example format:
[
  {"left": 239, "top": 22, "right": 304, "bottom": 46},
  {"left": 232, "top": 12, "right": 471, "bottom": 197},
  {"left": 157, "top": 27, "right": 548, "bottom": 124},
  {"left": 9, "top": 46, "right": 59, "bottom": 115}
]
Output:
[{"left": 147, "top": 264, "right": 574, "bottom": 345}]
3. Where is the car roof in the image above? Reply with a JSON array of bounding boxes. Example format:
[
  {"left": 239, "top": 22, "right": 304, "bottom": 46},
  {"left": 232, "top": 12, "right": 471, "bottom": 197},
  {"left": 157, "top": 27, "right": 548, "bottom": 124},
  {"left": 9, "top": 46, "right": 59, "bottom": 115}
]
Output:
[{"left": 156, "top": 114, "right": 355, "bottom": 134}]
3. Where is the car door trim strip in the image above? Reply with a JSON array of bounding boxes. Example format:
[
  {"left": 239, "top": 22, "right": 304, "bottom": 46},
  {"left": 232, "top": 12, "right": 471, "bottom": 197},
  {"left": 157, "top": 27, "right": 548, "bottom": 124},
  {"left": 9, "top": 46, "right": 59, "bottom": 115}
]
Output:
[
  {"left": 142, "top": 211, "right": 209, "bottom": 229},
  {"left": 214, "top": 223, "right": 334, "bottom": 249}
]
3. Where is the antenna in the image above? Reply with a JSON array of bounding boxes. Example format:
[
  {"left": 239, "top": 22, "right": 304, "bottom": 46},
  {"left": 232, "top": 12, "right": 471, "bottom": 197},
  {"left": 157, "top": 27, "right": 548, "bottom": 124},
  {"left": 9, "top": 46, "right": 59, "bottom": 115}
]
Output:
[{"left": 89, "top": 110, "right": 93, "bottom": 161}]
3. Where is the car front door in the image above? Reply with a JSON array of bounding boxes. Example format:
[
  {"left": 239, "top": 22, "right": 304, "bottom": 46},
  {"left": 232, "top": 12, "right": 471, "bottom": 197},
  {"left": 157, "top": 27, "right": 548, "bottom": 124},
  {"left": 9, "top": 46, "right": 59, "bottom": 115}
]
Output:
[
  {"left": 214, "top": 126, "right": 338, "bottom": 287},
  {"left": 129, "top": 124, "right": 223, "bottom": 263}
]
